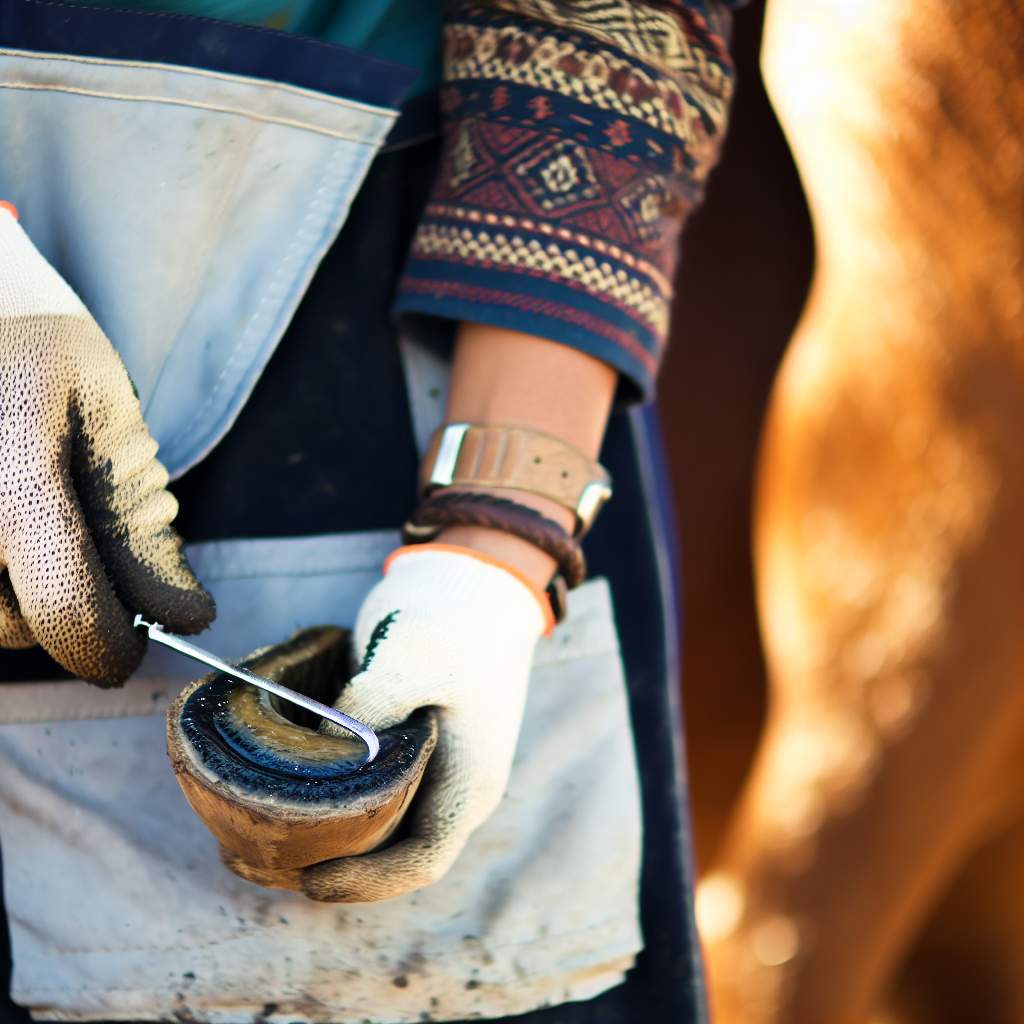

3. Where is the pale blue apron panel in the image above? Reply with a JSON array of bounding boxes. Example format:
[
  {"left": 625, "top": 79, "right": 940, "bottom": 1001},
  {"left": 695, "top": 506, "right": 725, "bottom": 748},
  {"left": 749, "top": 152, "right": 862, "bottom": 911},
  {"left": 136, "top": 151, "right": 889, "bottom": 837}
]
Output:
[{"left": 0, "top": 46, "right": 405, "bottom": 476}]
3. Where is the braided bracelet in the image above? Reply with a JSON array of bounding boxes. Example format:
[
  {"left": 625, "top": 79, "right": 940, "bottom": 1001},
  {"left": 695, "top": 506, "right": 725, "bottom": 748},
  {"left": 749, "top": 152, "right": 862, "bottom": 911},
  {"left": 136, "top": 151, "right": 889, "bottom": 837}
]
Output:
[{"left": 402, "top": 491, "right": 587, "bottom": 590}]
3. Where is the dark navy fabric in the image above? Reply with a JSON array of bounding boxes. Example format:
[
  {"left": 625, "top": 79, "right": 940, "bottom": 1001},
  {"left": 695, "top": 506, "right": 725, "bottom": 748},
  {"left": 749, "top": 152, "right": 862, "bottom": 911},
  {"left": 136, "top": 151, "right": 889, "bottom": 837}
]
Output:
[
  {"left": 169, "top": 141, "right": 431, "bottom": 543},
  {"left": 382, "top": 86, "right": 441, "bottom": 152},
  {"left": 0, "top": 0, "right": 417, "bottom": 109}
]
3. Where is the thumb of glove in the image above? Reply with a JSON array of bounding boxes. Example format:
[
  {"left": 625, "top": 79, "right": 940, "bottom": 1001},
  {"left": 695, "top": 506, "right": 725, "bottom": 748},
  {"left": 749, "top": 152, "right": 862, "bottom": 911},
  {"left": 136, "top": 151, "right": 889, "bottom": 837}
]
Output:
[{"left": 328, "top": 610, "right": 429, "bottom": 733}]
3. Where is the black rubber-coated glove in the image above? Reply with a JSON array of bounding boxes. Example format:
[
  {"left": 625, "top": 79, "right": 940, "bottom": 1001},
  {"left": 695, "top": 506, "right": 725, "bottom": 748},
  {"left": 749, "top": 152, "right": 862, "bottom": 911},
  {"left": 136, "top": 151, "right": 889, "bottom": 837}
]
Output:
[{"left": 0, "top": 207, "right": 214, "bottom": 685}]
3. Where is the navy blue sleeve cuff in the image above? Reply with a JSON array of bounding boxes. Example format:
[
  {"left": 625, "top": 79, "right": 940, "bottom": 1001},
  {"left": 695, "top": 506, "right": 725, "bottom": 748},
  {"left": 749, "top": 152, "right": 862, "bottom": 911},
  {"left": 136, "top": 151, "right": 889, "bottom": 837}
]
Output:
[{"left": 394, "top": 217, "right": 668, "bottom": 403}]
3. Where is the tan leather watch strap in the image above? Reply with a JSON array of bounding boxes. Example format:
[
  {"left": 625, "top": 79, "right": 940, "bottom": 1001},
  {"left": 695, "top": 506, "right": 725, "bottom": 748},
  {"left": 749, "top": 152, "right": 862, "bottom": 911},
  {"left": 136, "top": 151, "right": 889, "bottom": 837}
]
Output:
[{"left": 420, "top": 424, "right": 612, "bottom": 536}]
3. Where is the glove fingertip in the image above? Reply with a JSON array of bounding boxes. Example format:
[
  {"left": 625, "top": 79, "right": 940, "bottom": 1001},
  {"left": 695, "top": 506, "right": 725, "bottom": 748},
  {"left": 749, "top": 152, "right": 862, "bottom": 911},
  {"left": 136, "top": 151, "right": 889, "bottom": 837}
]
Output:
[
  {"left": 301, "top": 871, "right": 361, "bottom": 904},
  {"left": 151, "top": 582, "right": 216, "bottom": 636},
  {"left": 128, "top": 557, "right": 216, "bottom": 635},
  {"left": 92, "top": 518, "right": 214, "bottom": 634},
  {"left": 71, "top": 621, "right": 146, "bottom": 688},
  {"left": 301, "top": 827, "right": 467, "bottom": 903}
]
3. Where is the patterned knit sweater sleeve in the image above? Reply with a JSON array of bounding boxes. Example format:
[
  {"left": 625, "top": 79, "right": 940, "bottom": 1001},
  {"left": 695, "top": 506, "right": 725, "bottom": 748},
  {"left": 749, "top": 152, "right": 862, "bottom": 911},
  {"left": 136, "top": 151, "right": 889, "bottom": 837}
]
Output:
[{"left": 391, "top": 0, "right": 742, "bottom": 402}]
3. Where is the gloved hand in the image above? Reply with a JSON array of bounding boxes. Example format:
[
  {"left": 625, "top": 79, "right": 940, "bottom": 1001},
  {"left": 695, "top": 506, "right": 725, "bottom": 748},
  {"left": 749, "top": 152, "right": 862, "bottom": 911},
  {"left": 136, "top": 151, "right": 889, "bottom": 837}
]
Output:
[
  {"left": 303, "top": 544, "right": 550, "bottom": 902},
  {"left": 0, "top": 205, "right": 214, "bottom": 685}
]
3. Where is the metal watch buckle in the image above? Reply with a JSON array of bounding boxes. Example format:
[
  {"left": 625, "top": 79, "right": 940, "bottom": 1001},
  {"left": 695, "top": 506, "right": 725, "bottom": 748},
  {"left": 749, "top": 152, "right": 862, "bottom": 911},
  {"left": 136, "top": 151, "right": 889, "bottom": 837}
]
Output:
[
  {"left": 426, "top": 423, "right": 470, "bottom": 488},
  {"left": 575, "top": 480, "right": 613, "bottom": 537}
]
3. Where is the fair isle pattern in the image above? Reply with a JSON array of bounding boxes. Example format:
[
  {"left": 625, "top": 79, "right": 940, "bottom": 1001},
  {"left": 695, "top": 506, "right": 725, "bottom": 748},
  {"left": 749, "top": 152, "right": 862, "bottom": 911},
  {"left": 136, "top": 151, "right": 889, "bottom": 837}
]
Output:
[
  {"left": 443, "top": 24, "right": 727, "bottom": 165},
  {"left": 408, "top": 109, "right": 684, "bottom": 340},
  {"left": 396, "top": 0, "right": 738, "bottom": 398},
  {"left": 443, "top": 17, "right": 733, "bottom": 178},
  {"left": 411, "top": 221, "right": 670, "bottom": 336},
  {"left": 483, "top": 0, "right": 735, "bottom": 81},
  {"left": 428, "top": 111, "right": 686, "bottom": 285},
  {"left": 424, "top": 202, "right": 675, "bottom": 296}
]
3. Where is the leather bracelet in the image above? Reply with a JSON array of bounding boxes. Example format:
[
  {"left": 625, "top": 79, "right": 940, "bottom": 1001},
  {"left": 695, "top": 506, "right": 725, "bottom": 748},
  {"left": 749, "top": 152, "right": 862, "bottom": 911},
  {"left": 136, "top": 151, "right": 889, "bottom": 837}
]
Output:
[{"left": 402, "top": 491, "right": 587, "bottom": 590}]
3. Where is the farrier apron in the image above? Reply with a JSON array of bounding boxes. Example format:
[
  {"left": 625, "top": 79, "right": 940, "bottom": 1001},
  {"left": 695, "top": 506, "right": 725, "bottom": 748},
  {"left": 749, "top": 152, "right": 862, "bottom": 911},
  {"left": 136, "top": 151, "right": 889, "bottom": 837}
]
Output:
[{"left": 0, "top": 4, "right": 644, "bottom": 1021}]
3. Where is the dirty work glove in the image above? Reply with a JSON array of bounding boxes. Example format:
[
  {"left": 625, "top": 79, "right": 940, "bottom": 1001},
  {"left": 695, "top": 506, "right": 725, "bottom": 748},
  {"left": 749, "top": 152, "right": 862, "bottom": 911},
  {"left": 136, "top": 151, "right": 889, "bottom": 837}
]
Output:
[
  {"left": 0, "top": 205, "right": 214, "bottom": 686},
  {"left": 304, "top": 545, "right": 550, "bottom": 903}
]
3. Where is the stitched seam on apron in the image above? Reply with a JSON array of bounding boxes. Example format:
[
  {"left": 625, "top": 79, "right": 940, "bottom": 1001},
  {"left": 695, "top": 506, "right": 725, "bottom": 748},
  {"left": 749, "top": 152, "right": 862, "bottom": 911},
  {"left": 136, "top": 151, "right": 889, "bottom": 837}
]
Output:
[
  {"left": 189, "top": 565, "right": 613, "bottom": 586},
  {"left": 0, "top": 82, "right": 383, "bottom": 144},
  {"left": 0, "top": 707, "right": 169, "bottom": 724},
  {"left": 0, "top": 46, "right": 402, "bottom": 117}
]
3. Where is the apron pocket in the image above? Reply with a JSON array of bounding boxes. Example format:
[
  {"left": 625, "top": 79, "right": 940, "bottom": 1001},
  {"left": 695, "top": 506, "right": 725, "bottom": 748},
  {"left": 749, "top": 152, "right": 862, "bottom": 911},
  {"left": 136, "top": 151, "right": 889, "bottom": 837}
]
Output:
[{"left": 0, "top": 531, "right": 643, "bottom": 1023}]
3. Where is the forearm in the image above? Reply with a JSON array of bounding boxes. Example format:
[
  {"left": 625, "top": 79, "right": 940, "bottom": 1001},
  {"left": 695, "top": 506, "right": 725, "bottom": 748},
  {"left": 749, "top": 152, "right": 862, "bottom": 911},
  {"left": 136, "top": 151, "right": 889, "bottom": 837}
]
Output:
[
  {"left": 401, "top": 2, "right": 740, "bottom": 590},
  {"left": 435, "top": 322, "right": 617, "bottom": 588}
]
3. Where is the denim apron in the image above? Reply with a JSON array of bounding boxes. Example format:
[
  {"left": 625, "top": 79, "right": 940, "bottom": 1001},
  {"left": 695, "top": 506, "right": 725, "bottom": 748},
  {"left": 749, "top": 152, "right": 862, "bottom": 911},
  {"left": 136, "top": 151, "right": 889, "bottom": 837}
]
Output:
[{"left": 0, "top": 3, "right": 647, "bottom": 1021}]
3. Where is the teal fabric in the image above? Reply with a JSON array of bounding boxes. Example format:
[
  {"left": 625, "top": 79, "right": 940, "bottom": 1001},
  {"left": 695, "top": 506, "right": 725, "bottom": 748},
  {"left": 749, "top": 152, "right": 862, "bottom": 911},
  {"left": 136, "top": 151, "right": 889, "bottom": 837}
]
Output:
[{"left": 68, "top": 0, "right": 443, "bottom": 94}]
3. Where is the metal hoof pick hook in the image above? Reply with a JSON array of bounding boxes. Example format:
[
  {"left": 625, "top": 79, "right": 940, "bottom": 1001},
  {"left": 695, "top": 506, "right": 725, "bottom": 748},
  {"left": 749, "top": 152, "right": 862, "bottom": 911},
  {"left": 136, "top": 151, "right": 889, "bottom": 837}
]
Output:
[{"left": 134, "top": 616, "right": 379, "bottom": 765}]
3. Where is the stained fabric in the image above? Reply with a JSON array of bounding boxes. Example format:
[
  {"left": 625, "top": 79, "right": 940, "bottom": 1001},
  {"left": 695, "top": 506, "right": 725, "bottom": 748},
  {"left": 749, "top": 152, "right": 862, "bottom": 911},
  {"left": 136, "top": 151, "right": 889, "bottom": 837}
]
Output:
[{"left": 0, "top": 562, "right": 644, "bottom": 1022}]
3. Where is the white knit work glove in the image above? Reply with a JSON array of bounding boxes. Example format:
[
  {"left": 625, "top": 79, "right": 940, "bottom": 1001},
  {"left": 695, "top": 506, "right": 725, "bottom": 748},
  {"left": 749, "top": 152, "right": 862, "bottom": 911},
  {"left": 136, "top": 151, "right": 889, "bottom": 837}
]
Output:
[
  {"left": 0, "top": 206, "right": 214, "bottom": 685},
  {"left": 303, "top": 545, "right": 549, "bottom": 903}
]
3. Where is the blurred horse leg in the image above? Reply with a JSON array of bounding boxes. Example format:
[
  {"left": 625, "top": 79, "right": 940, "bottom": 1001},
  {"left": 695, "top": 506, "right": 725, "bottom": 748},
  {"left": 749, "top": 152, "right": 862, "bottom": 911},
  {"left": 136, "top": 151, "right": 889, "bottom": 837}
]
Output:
[{"left": 701, "top": 2, "right": 1024, "bottom": 1021}]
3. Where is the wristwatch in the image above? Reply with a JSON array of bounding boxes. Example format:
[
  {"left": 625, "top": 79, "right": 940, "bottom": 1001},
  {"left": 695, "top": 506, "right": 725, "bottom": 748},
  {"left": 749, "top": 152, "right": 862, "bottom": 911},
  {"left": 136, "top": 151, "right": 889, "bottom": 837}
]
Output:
[{"left": 420, "top": 423, "right": 613, "bottom": 537}]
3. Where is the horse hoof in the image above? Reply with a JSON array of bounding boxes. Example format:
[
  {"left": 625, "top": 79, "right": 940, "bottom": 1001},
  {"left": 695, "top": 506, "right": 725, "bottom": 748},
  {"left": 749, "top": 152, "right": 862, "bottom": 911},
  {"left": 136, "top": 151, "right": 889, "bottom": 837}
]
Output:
[{"left": 166, "top": 626, "right": 437, "bottom": 873}]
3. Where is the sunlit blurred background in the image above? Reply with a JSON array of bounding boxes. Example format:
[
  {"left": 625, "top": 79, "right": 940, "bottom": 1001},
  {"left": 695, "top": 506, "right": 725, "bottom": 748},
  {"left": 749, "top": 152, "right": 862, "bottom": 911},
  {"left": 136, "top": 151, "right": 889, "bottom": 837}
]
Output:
[
  {"left": 664, "top": 0, "right": 809, "bottom": 871},
  {"left": 661, "top": 1, "right": 1024, "bottom": 1021}
]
